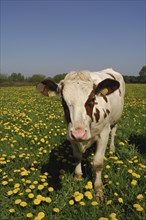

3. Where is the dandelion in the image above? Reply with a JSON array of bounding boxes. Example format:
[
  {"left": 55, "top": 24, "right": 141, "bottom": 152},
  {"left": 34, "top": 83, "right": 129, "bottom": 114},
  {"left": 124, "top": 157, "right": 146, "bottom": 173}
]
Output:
[
  {"left": 2, "top": 181, "right": 8, "bottom": 185},
  {"left": 14, "top": 183, "right": 20, "bottom": 188},
  {"left": 7, "top": 190, "right": 13, "bottom": 196},
  {"left": 44, "top": 197, "right": 52, "bottom": 203},
  {"left": 38, "top": 212, "right": 45, "bottom": 219},
  {"left": 91, "top": 201, "right": 98, "bottom": 206},
  {"left": 109, "top": 213, "right": 117, "bottom": 220},
  {"left": 104, "top": 175, "right": 109, "bottom": 179},
  {"left": 107, "top": 200, "right": 112, "bottom": 205},
  {"left": 133, "top": 204, "right": 144, "bottom": 212},
  {"left": 21, "top": 170, "right": 29, "bottom": 176},
  {"left": 136, "top": 194, "right": 144, "bottom": 200},
  {"left": 38, "top": 185, "right": 44, "bottom": 190},
  {"left": 131, "top": 179, "right": 137, "bottom": 186},
  {"left": 84, "top": 191, "right": 93, "bottom": 200},
  {"left": 118, "top": 197, "right": 124, "bottom": 203},
  {"left": 28, "top": 193, "right": 34, "bottom": 199},
  {"left": 26, "top": 213, "right": 33, "bottom": 218},
  {"left": 131, "top": 172, "right": 140, "bottom": 179},
  {"left": 40, "top": 138, "right": 45, "bottom": 143},
  {"left": 53, "top": 207, "right": 60, "bottom": 213},
  {"left": 69, "top": 200, "right": 74, "bottom": 205},
  {"left": 15, "top": 199, "right": 22, "bottom": 204},
  {"left": 20, "top": 201, "right": 27, "bottom": 207},
  {"left": 79, "top": 201, "right": 85, "bottom": 206},
  {"left": 48, "top": 187, "right": 54, "bottom": 192},
  {"left": 34, "top": 198, "right": 41, "bottom": 205},
  {"left": 106, "top": 165, "right": 111, "bottom": 169},
  {"left": 85, "top": 181, "right": 93, "bottom": 189},
  {"left": 9, "top": 208, "right": 15, "bottom": 213}
]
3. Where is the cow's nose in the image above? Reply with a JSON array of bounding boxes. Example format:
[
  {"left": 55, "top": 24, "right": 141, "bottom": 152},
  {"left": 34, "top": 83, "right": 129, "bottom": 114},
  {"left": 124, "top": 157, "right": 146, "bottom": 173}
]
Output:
[{"left": 71, "top": 128, "right": 87, "bottom": 140}]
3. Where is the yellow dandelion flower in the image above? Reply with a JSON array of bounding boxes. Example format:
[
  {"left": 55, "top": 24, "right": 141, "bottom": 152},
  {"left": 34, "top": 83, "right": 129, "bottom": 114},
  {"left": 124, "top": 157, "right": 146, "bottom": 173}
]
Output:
[
  {"left": 107, "top": 200, "right": 112, "bottom": 205},
  {"left": 26, "top": 213, "right": 33, "bottom": 218},
  {"left": 91, "top": 201, "right": 98, "bottom": 206},
  {"left": 2, "top": 181, "right": 8, "bottom": 185},
  {"left": 73, "top": 191, "right": 80, "bottom": 197},
  {"left": 118, "top": 197, "right": 123, "bottom": 203},
  {"left": 85, "top": 181, "right": 93, "bottom": 189},
  {"left": 38, "top": 212, "right": 45, "bottom": 219},
  {"left": 29, "top": 185, "right": 35, "bottom": 189},
  {"left": 48, "top": 187, "right": 54, "bottom": 192},
  {"left": 20, "top": 201, "right": 27, "bottom": 207},
  {"left": 40, "top": 138, "right": 45, "bottom": 143},
  {"left": 14, "top": 183, "right": 20, "bottom": 188},
  {"left": 15, "top": 199, "right": 22, "bottom": 204},
  {"left": 109, "top": 213, "right": 117, "bottom": 218},
  {"left": 79, "top": 201, "right": 85, "bottom": 206},
  {"left": 136, "top": 194, "right": 144, "bottom": 200},
  {"left": 28, "top": 193, "right": 34, "bottom": 199},
  {"left": 9, "top": 208, "right": 15, "bottom": 213},
  {"left": 44, "top": 197, "right": 52, "bottom": 203},
  {"left": 132, "top": 172, "right": 140, "bottom": 178},
  {"left": 34, "top": 198, "right": 41, "bottom": 205},
  {"left": 53, "top": 207, "right": 60, "bottom": 213},
  {"left": 128, "top": 169, "right": 133, "bottom": 173},
  {"left": 131, "top": 179, "right": 137, "bottom": 185},
  {"left": 38, "top": 185, "right": 44, "bottom": 190},
  {"left": 104, "top": 175, "right": 109, "bottom": 179},
  {"left": 133, "top": 204, "right": 144, "bottom": 212},
  {"left": 69, "top": 200, "right": 74, "bottom": 205},
  {"left": 7, "top": 190, "right": 13, "bottom": 196},
  {"left": 106, "top": 165, "right": 111, "bottom": 169},
  {"left": 25, "top": 188, "right": 31, "bottom": 193},
  {"left": 84, "top": 191, "right": 93, "bottom": 200}
]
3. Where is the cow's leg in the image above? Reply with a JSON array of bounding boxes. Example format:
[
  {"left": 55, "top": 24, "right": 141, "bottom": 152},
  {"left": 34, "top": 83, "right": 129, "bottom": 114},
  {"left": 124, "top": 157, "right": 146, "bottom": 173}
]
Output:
[
  {"left": 109, "top": 124, "right": 118, "bottom": 152},
  {"left": 72, "top": 143, "right": 83, "bottom": 181},
  {"left": 93, "top": 126, "right": 110, "bottom": 201}
]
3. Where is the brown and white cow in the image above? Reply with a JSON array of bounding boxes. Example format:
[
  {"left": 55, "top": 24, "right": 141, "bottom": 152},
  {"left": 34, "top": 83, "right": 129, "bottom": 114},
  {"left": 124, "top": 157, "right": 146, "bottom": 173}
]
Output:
[{"left": 36, "top": 68, "right": 125, "bottom": 201}]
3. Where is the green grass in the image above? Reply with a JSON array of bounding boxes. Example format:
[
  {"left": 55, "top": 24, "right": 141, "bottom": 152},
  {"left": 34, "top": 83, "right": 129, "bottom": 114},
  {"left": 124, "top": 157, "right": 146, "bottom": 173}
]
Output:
[{"left": 0, "top": 84, "right": 146, "bottom": 220}]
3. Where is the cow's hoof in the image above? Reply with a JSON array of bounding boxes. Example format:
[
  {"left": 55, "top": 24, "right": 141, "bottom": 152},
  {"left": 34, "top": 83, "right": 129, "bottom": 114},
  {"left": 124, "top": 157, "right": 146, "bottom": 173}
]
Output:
[
  {"left": 74, "top": 174, "right": 83, "bottom": 181},
  {"left": 95, "top": 187, "right": 104, "bottom": 202}
]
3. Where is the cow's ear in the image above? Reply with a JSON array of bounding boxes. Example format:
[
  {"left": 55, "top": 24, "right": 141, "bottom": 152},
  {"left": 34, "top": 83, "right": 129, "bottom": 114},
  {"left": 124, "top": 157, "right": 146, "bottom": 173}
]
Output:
[
  {"left": 95, "top": 78, "right": 120, "bottom": 96},
  {"left": 36, "top": 79, "right": 58, "bottom": 96}
]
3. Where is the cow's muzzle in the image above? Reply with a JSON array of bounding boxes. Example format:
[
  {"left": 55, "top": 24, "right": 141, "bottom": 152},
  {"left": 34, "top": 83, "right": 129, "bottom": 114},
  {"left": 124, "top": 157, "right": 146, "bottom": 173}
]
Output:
[{"left": 70, "top": 128, "right": 88, "bottom": 141}]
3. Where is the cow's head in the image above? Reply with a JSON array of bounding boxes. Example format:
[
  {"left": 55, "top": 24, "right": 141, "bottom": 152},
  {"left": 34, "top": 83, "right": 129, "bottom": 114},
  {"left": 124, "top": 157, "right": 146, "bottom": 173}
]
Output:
[{"left": 36, "top": 71, "right": 120, "bottom": 142}]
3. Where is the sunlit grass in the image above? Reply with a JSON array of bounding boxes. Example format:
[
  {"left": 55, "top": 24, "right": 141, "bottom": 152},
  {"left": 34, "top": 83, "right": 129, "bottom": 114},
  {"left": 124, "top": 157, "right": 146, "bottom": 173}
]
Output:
[{"left": 0, "top": 85, "right": 146, "bottom": 220}]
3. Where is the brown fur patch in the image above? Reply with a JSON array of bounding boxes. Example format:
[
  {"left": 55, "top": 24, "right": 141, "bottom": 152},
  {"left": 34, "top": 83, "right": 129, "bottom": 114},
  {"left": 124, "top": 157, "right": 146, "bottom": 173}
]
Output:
[
  {"left": 94, "top": 108, "right": 100, "bottom": 123},
  {"left": 103, "top": 109, "right": 107, "bottom": 118},
  {"left": 62, "top": 98, "right": 71, "bottom": 124},
  {"left": 106, "top": 109, "right": 110, "bottom": 114},
  {"left": 85, "top": 85, "right": 96, "bottom": 120}
]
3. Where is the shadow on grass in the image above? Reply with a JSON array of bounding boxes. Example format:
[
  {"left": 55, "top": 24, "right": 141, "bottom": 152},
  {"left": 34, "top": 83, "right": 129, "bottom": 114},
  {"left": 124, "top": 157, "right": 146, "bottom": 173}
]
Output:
[
  {"left": 41, "top": 139, "right": 94, "bottom": 190},
  {"left": 128, "top": 134, "right": 146, "bottom": 155}
]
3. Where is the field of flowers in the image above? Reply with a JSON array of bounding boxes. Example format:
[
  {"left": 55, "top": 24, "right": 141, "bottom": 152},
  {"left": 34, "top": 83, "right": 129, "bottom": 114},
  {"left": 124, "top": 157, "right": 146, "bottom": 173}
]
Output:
[{"left": 0, "top": 84, "right": 146, "bottom": 220}]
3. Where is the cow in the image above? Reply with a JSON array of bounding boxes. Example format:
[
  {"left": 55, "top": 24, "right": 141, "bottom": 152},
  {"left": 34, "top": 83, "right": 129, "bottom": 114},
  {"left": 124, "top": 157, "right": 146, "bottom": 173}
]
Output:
[{"left": 36, "top": 68, "right": 125, "bottom": 201}]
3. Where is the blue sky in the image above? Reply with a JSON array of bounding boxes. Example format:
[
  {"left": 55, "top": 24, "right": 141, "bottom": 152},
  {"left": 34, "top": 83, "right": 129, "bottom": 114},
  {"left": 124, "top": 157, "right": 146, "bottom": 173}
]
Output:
[{"left": 1, "top": 0, "right": 146, "bottom": 77}]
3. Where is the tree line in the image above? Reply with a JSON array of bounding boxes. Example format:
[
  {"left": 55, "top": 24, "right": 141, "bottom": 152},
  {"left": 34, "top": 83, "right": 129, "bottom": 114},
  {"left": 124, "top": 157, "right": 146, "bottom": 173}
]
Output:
[{"left": 0, "top": 66, "right": 146, "bottom": 84}]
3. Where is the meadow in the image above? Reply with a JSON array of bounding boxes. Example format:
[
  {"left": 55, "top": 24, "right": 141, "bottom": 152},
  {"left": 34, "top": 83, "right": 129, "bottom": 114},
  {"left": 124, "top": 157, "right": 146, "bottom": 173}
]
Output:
[{"left": 0, "top": 84, "right": 146, "bottom": 220}]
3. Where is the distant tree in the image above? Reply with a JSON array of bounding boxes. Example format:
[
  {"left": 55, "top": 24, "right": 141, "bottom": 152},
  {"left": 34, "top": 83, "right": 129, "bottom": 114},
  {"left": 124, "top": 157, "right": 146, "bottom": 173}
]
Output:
[
  {"left": 53, "top": 73, "right": 67, "bottom": 83},
  {"left": 8, "top": 72, "right": 24, "bottom": 81},
  {"left": 27, "top": 74, "right": 46, "bottom": 82},
  {"left": 139, "top": 66, "right": 146, "bottom": 83},
  {"left": 0, "top": 73, "right": 8, "bottom": 82},
  {"left": 139, "top": 66, "right": 146, "bottom": 77}
]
